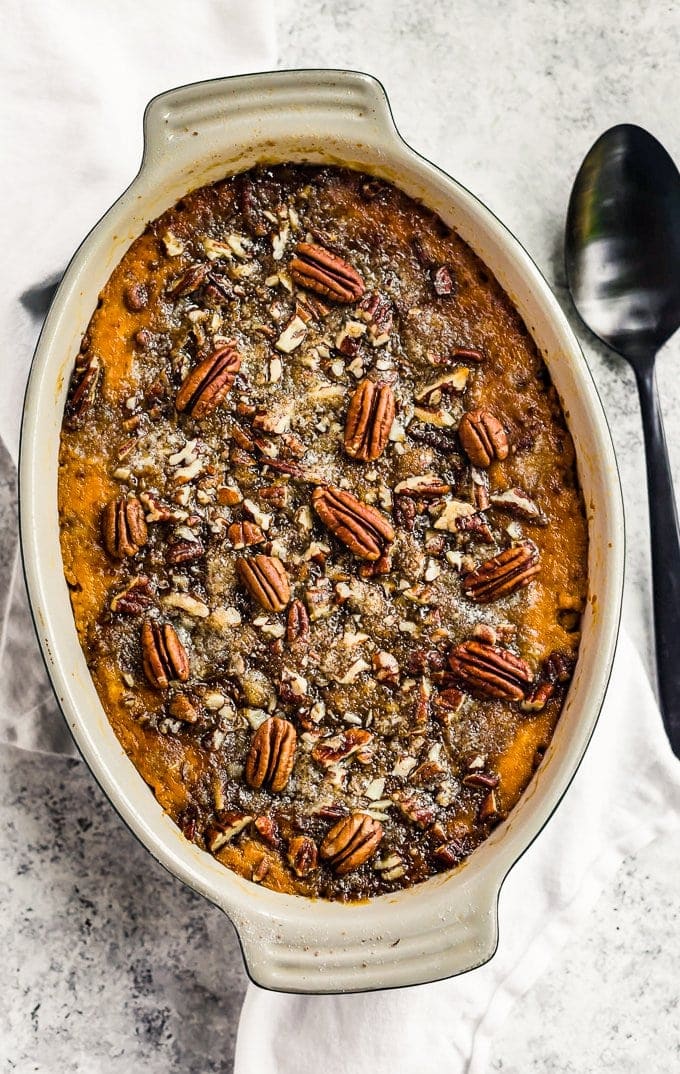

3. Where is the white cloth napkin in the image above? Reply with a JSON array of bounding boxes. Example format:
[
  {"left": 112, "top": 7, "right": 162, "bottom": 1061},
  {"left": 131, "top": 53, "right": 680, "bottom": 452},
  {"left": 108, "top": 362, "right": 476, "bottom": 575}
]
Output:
[
  {"left": 0, "top": 0, "right": 276, "bottom": 752},
  {"left": 235, "top": 628, "right": 680, "bottom": 1073}
]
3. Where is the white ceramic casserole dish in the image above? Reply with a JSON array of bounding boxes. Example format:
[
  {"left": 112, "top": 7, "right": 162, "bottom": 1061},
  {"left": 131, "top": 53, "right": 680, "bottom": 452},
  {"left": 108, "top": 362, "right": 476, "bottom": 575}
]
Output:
[{"left": 19, "top": 69, "right": 624, "bottom": 994}]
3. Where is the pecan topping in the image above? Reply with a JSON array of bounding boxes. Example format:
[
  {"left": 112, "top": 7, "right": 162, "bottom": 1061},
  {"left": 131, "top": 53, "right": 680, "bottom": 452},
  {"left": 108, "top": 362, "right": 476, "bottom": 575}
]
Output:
[
  {"left": 392, "top": 791, "right": 436, "bottom": 828},
  {"left": 124, "top": 283, "right": 149, "bottom": 311},
  {"left": 458, "top": 409, "right": 509, "bottom": 467},
  {"left": 320, "top": 813, "right": 383, "bottom": 875},
  {"left": 462, "top": 541, "right": 540, "bottom": 603},
  {"left": 432, "top": 264, "right": 455, "bottom": 296},
  {"left": 344, "top": 379, "right": 396, "bottom": 462},
  {"left": 253, "top": 814, "right": 280, "bottom": 847},
  {"left": 287, "top": 835, "right": 318, "bottom": 877},
  {"left": 290, "top": 242, "right": 365, "bottom": 303},
  {"left": 166, "top": 538, "right": 205, "bottom": 565},
  {"left": 168, "top": 262, "right": 210, "bottom": 297},
  {"left": 110, "top": 575, "right": 154, "bottom": 614},
  {"left": 448, "top": 639, "right": 531, "bottom": 701},
  {"left": 141, "top": 619, "right": 190, "bottom": 689},
  {"left": 286, "top": 599, "right": 310, "bottom": 644},
  {"left": 227, "top": 521, "right": 265, "bottom": 549},
  {"left": 312, "top": 486, "right": 394, "bottom": 561},
  {"left": 168, "top": 693, "right": 199, "bottom": 723},
  {"left": 101, "top": 497, "right": 148, "bottom": 559},
  {"left": 244, "top": 716, "right": 297, "bottom": 792},
  {"left": 236, "top": 554, "right": 291, "bottom": 612},
  {"left": 65, "top": 353, "right": 101, "bottom": 427},
  {"left": 175, "top": 344, "right": 241, "bottom": 418},
  {"left": 311, "top": 728, "right": 372, "bottom": 766}
]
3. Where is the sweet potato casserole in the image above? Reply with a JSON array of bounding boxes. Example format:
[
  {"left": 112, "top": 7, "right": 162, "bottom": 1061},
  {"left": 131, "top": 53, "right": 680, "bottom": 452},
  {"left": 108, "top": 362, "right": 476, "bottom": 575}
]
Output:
[{"left": 58, "top": 164, "right": 588, "bottom": 900}]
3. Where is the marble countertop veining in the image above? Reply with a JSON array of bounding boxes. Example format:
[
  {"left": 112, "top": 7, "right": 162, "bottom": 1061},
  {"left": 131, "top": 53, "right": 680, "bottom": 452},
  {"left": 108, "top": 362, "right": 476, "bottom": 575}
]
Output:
[{"left": 4, "top": 1, "right": 680, "bottom": 1070}]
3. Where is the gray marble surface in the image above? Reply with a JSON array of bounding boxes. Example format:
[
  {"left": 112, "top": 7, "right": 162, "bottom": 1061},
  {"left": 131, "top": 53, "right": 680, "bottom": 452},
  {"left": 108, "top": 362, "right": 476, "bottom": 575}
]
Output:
[{"left": 4, "top": 1, "right": 680, "bottom": 1070}]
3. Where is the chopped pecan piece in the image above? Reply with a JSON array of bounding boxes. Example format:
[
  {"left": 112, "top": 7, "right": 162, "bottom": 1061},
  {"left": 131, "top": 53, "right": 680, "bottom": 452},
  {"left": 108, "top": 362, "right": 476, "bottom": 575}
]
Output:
[
  {"left": 65, "top": 352, "right": 102, "bottom": 427},
  {"left": 432, "top": 264, "right": 455, "bottom": 296},
  {"left": 394, "top": 474, "right": 451, "bottom": 498},
  {"left": 206, "top": 812, "right": 253, "bottom": 852},
  {"left": 462, "top": 770, "right": 500, "bottom": 789},
  {"left": 372, "top": 650, "right": 400, "bottom": 685},
  {"left": 244, "top": 716, "right": 297, "bottom": 792},
  {"left": 124, "top": 283, "right": 149, "bottom": 311},
  {"left": 290, "top": 242, "right": 365, "bottom": 303},
  {"left": 392, "top": 791, "right": 436, "bottom": 828},
  {"left": 462, "top": 541, "right": 540, "bottom": 602},
  {"left": 458, "top": 409, "right": 509, "bottom": 468},
  {"left": 344, "top": 379, "right": 396, "bottom": 462},
  {"left": 166, "top": 538, "right": 205, "bottom": 564},
  {"left": 448, "top": 639, "right": 531, "bottom": 701},
  {"left": 320, "top": 813, "right": 383, "bottom": 875},
  {"left": 433, "top": 840, "right": 464, "bottom": 867},
  {"left": 101, "top": 496, "right": 148, "bottom": 559},
  {"left": 168, "top": 262, "right": 210, "bottom": 297},
  {"left": 312, "top": 728, "right": 373, "bottom": 766},
  {"left": 312, "top": 486, "right": 394, "bottom": 561},
  {"left": 175, "top": 343, "right": 241, "bottom": 418},
  {"left": 358, "top": 290, "right": 393, "bottom": 343},
  {"left": 110, "top": 575, "right": 154, "bottom": 615},
  {"left": 479, "top": 789, "right": 501, "bottom": 821},
  {"left": 286, "top": 599, "right": 310, "bottom": 644},
  {"left": 227, "top": 521, "right": 265, "bottom": 549},
  {"left": 489, "top": 487, "right": 548, "bottom": 525},
  {"left": 287, "top": 835, "right": 318, "bottom": 877},
  {"left": 393, "top": 495, "right": 417, "bottom": 531},
  {"left": 456, "top": 511, "right": 494, "bottom": 543},
  {"left": 253, "top": 814, "right": 280, "bottom": 847},
  {"left": 168, "top": 693, "right": 199, "bottom": 723},
  {"left": 141, "top": 619, "right": 190, "bottom": 689},
  {"left": 236, "top": 554, "right": 291, "bottom": 612}
]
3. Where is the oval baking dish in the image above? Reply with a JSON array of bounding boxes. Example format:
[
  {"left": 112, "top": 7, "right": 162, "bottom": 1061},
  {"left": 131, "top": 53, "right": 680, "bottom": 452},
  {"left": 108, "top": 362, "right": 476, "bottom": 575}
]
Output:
[{"left": 20, "top": 69, "right": 624, "bottom": 993}]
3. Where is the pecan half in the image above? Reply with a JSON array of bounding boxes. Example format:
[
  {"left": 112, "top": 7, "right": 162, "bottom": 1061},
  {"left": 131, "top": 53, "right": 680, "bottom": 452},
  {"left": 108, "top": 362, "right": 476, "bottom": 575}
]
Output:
[
  {"left": 312, "top": 486, "right": 394, "bottom": 561},
  {"left": 448, "top": 639, "right": 531, "bottom": 701},
  {"left": 344, "top": 379, "right": 396, "bottom": 462},
  {"left": 227, "top": 521, "right": 265, "bottom": 549},
  {"left": 320, "top": 813, "right": 383, "bottom": 875},
  {"left": 110, "top": 575, "right": 154, "bottom": 614},
  {"left": 175, "top": 344, "right": 241, "bottom": 418},
  {"left": 65, "top": 353, "right": 102, "bottom": 427},
  {"left": 290, "top": 242, "right": 365, "bottom": 303},
  {"left": 462, "top": 541, "right": 540, "bottom": 603},
  {"left": 236, "top": 554, "right": 291, "bottom": 612},
  {"left": 101, "top": 497, "right": 148, "bottom": 559},
  {"left": 287, "top": 835, "right": 318, "bottom": 877},
  {"left": 141, "top": 619, "right": 190, "bottom": 689},
  {"left": 458, "top": 409, "right": 509, "bottom": 467},
  {"left": 244, "top": 716, "right": 297, "bottom": 792},
  {"left": 286, "top": 598, "right": 310, "bottom": 644}
]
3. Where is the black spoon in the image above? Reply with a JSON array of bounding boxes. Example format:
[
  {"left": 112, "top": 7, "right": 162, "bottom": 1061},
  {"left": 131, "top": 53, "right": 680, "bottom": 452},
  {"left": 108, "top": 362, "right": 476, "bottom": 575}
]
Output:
[{"left": 566, "top": 123, "right": 680, "bottom": 751}]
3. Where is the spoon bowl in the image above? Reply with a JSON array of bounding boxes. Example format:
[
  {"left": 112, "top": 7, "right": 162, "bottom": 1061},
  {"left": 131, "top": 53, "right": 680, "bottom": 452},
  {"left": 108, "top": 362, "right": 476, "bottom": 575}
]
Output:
[{"left": 566, "top": 124, "right": 680, "bottom": 363}]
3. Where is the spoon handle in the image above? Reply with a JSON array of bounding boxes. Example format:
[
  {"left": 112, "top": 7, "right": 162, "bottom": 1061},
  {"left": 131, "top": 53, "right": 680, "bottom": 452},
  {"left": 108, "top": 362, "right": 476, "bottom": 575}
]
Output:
[{"left": 635, "top": 362, "right": 680, "bottom": 748}]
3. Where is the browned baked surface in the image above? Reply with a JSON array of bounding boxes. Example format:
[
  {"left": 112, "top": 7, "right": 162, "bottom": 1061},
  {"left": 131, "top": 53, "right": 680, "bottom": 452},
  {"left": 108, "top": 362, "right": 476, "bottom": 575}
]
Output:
[{"left": 58, "top": 165, "right": 587, "bottom": 900}]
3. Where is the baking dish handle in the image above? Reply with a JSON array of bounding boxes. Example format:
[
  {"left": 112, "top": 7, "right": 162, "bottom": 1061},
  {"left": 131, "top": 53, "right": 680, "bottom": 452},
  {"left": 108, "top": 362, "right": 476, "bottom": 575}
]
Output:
[
  {"left": 225, "top": 864, "right": 502, "bottom": 994},
  {"left": 141, "top": 69, "right": 404, "bottom": 172}
]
